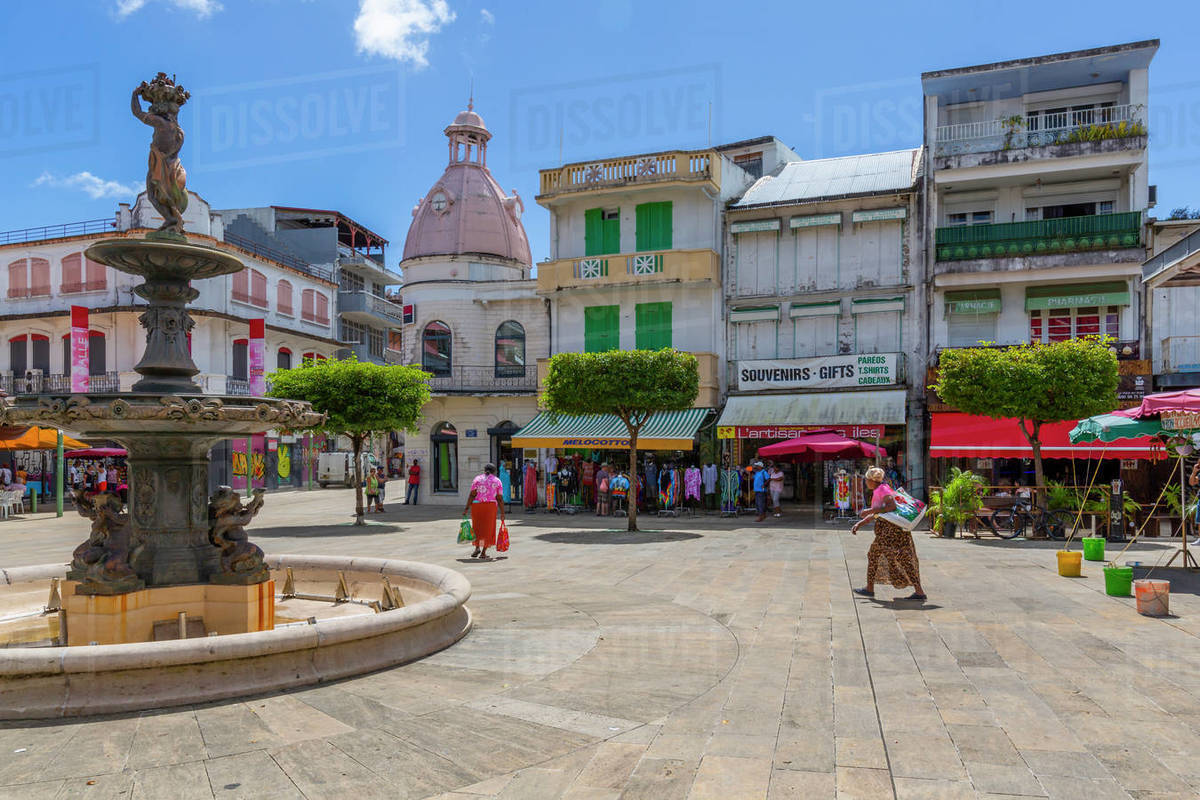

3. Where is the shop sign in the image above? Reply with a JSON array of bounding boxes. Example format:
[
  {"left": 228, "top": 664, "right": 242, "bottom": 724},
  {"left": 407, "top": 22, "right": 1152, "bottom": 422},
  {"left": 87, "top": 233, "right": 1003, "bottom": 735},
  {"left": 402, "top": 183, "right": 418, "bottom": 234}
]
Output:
[
  {"left": 731, "top": 218, "right": 781, "bottom": 234},
  {"left": 267, "top": 439, "right": 278, "bottom": 452},
  {"left": 1120, "top": 459, "right": 1139, "bottom": 470},
  {"left": 851, "top": 207, "right": 906, "bottom": 222},
  {"left": 1162, "top": 411, "right": 1200, "bottom": 431},
  {"left": 1117, "top": 373, "right": 1147, "bottom": 402},
  {"left": 736, "top": 354, "right": 898, "bottom": 391},
  {"left": 717, "top": 424, "right": 886, "bottom": 440},
  {"left": 465, "top": 429, "right": 478, "bottom": 438}
]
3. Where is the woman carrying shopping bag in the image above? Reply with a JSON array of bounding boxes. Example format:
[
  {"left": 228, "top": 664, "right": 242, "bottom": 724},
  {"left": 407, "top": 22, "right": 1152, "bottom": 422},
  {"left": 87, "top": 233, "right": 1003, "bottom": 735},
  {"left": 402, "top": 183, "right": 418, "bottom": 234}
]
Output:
[
  {"left": 463, "top": 463, "right": 505, "bottom": 561},
  {"left": 850, "top": 466, "right": 927, "bottom": 601}
]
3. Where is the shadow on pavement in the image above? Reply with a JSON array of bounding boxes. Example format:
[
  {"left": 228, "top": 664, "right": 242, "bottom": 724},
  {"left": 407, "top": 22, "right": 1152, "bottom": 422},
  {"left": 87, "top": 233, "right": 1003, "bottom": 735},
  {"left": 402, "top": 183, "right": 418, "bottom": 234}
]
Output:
[
  {"left": 250, "top": 522, "right": 407, "bottom": 538},
  {"left": 534, "top": 530, "right": 702, "bottom": 545}
]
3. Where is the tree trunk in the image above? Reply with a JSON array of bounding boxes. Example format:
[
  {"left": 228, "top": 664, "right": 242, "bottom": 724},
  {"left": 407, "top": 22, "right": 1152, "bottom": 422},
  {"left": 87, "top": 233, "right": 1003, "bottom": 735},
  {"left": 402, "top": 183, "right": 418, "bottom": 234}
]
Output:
[
  {"left": 627, "top": 438, "right": 639, "bottom": 532},
  {"left": 351, "top": 434, "right": 365, "bottom": 525},
  {"left": 1017, "top": 419, "right": 1046, "bottom": 507}
]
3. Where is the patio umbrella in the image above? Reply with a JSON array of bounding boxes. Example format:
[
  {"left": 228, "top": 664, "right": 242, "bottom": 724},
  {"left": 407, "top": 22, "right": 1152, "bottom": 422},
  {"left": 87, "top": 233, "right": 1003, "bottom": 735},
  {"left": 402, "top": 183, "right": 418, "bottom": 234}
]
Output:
[
  {"left": 0, "top": 427, "right": 87, "bottom": 450},
  {"left": 64, "top": 447, "right": 127, "bottom": 459},
  {"left": 1128, "top": 388, "right": 1200, "bottom": 419},
  {"left": 756, "top": 430, "right": 886, "bottom": 462},
  {"left": 1069, "top": 413, "right": 1166, "bottom": 447}
]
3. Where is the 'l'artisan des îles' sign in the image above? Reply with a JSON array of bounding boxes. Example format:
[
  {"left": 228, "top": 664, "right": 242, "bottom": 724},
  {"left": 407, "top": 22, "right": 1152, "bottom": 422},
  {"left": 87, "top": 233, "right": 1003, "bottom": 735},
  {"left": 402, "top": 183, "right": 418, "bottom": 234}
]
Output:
[{"left": 736, "top": 354, "right": 899, "bottom": 392}]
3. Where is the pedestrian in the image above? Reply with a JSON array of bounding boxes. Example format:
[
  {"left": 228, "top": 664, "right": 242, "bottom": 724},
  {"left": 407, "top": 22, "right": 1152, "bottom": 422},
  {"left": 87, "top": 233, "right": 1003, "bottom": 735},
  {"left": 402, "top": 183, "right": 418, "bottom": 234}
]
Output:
[
  {"left": 768, "top": 462, "right": 785, "bottom": 517},
  {"left": 594, "top": 462, "right": 609, "bottom": 516},
  {"left": 851, "top": 466, "right": 927, "bottom": 601},
  {"left": 406, "top": 459, "right": 420, "bottom": 505},
  {"left": 374, "top": 466, "right": 387, "bottom": 512},
  {"left": 752, "top": 461, "right": 769, "bottom": 522},
  {"left": 463, "top": 463, "right": 505, "bottom": 560},
  {"left": 365, "top": 467, "right": 380, "bottom": 512}
]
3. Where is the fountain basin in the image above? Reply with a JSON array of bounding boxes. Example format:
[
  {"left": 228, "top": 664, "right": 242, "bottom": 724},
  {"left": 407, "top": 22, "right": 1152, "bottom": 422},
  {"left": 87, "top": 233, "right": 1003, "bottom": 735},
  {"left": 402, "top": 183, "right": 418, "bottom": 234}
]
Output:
[{"left": 0, "top": 555, "right": 471, "bottom": 720}]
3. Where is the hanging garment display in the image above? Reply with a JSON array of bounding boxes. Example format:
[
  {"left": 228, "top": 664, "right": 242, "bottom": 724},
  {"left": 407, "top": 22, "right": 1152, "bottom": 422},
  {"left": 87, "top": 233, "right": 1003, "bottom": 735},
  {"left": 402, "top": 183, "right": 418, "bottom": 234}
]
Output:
[
  {"left": 720, "top": 467, "right": 741, "bottom": 513},
  {"left": 835, "top": 472, "right": 851, "bottom": 511},
  {"left": 684, "top": 466, "right": 701, "bottom": 502},
  {"left": 523, "top": 462, "right": 538, "bottom": 509}
]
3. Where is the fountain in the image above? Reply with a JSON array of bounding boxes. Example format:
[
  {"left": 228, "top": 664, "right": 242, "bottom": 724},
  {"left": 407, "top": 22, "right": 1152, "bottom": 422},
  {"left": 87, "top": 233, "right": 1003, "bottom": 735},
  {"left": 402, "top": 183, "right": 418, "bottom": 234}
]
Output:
[{"left": 0, "top": 74, "right": 470, "bottom": 718}]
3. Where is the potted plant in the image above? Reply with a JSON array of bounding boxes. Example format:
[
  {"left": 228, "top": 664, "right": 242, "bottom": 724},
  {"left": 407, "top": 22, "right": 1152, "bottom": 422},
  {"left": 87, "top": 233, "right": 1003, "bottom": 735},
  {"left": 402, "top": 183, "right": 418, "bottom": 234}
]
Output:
[
  {"left": 938, "top": 467, "right": 984, "bottom": 538},
  {"left": 1000, "top": 114, "right": 1025, "bottom": 149},
  {"left": 927, "top": 488, "right": 945, "bottom": 536}
]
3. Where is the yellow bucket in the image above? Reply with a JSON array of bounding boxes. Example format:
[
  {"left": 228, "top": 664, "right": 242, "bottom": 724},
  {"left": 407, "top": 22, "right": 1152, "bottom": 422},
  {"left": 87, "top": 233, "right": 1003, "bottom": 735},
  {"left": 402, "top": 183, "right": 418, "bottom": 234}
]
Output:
[{"left": 1056, "top": 550, "right": 1082, "bottom": 577}]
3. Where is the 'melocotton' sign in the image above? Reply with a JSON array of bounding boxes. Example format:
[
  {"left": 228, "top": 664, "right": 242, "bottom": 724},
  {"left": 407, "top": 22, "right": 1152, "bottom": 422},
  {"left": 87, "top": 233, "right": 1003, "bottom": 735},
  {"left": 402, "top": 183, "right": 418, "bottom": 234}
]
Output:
[{"left": 737, "top": 354, "right": 898, "bottom": 391}]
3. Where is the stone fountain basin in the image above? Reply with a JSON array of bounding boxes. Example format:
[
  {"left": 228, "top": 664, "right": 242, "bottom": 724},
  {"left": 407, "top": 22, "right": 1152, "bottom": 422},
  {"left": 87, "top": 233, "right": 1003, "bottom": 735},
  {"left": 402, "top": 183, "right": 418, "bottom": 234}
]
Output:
[{"left": 0, "top": 556, "right": 471, "bottom": 720}]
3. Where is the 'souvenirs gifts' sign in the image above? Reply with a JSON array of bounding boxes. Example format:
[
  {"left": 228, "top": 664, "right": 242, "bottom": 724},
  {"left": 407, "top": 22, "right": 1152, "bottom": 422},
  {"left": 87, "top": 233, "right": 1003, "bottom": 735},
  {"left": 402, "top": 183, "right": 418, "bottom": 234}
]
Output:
[{"left": 737, "top": 354, "right": 899, "bottom": 391}]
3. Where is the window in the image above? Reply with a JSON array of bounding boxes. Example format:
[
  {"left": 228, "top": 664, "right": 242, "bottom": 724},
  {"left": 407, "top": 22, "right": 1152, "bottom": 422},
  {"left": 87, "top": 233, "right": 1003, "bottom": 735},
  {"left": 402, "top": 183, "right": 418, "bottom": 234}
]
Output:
[
  {"left": 854, "top": 311, "right": 901, "bottom": 353},
  {"left": 277, "top": 348, "right": 292, "bottom": 370},
  {"left": 302, "top": 351, "right": 327, "bottom": 364},
  {"left": 635, "top": 302, "right": 672, "bottom": 350},
  {"left": 61, "top": 332, "right": 107, "bottom": 376},
  {"left": 7, "top": 258, "right": 50, "bottom": 298},
  {"left": 422, "top": 321, "right": 452, "bottom": 376},
  {"left": 1029, "top": 306, "right": 1120, "bottom": 343},
  {"left": 635, "top": 202, "right": 672, "bottom": 251},
  {"left": 233, "top": 269, "right": 268, "bottom": 307},
  {"left": 340, "top": 271, "right": 365, "bottom": 292},
  {"left": 60, "top": 253, "right": 106, "bottom": 293},
  {"left": 946, "top": 211, "right": 992, "bottom": 226},
  {"left": 9, "top": 334, "right": 50, "bottom": 375},
  {"left": 494, "top": 321, "right": 526, "bottom": 377},
  {"left": 277, "top": 280, "right": 294, "bottom": 315},
  {"left": 947, "top": 311, "right": 998, "bottom": 348},
  {"left": 584, "top": 208, "right": 621, "bottom": 256},
  {"left": 231, "top": 339, "right": 249, "bottom": 381},
  {"left": 792, "top": 316, "right": 838, "bottom": 358},
  {"left": 735, "top": 320, "right": 777, "bottom": 360},
  {"left": 733, "top": 152, "right": 764, "bottom": 179},
  {"left": 584, "top": 305, "right": 620, "bottom": 352},
  {"left": 431, "top": 422, "right": 458, "bottom": 493},
  {"left": 301, "top": 289, "right": 329, "bottom": 324}
]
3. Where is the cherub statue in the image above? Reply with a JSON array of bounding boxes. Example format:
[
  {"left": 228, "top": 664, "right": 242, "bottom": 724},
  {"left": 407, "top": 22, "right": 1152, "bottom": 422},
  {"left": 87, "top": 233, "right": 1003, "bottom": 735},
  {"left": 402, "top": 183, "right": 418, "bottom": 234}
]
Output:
[
  {"left": 208, "top": 487, "right": 269, "bottom": 585},
  {"left": 131, "top": 72, "right": 190, "bottom": 237},
  {"left": 68, "top": 490, "right": 144, "bottom": 595}
]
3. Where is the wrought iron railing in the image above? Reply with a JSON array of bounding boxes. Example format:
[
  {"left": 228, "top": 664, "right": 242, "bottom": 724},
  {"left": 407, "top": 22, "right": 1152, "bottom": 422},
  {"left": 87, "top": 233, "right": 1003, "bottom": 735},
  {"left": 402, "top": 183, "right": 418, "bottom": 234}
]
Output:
[
  {"left": 0, "top": 218, "right": 115, "bottom": 246},
  {"left": 934, "top": 103, "right": 1145, "bottom": 156},
  {"left": 223, "top": 232, "right": 333, "bottom": 282},
  {"left": 1, "top": 371, "right": 120, "bottom": 394},
  {"left": 225, "top": 377, "right": 252, "bottom": 396},
  {"left": 426, "top": 364, "right": 537, "bottom": 393},
  {"left": 935, "top": 212, "right": 1142, "bottom": 261},
  {"left": 337, "top": 290, "right": 404, "bottom": 322}
]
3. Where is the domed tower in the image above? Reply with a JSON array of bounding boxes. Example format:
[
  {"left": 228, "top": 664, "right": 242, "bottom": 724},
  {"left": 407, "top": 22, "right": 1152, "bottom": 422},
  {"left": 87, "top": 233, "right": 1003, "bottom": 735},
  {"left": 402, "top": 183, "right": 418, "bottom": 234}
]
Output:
[{"left": 401, "top": 101, "right": 532, "bottom": 278}]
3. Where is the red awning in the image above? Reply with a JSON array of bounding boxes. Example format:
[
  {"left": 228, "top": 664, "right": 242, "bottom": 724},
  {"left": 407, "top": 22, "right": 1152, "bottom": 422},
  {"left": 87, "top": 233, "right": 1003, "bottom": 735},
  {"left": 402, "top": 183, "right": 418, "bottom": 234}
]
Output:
[{"left": 930, "top": 413, "right": 1164, "bottom": 460}]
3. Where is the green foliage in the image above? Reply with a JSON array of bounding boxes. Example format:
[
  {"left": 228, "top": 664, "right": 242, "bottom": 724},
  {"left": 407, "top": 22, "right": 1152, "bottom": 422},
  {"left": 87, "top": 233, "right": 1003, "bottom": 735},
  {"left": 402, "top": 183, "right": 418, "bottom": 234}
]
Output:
[
  {"left": 542, "top": 349, "right": 700, "bottom": 427},
  {"left": 1055, "top": 119, "right": 1146, "bottom": 144},
  {"left": 1168, "top": 207, "right": 1200, "bottom": 220},
  {"left": 928, "top": 489, "right": 944, "bottom": 533},
  {"left": 1163, "top": 484, "right": 1198, "bottom": 519},
  {"left": 938, "top": 467, "right": 985, "bottom": 525},
  {"left": 267, "top": 357, "right": 432, "bottom": 439},
  {"left": 1000, "top": 114, "right": 1025, "bottom": 150},
  {"left": 1044, "top": 480, "right": 1076, "bottom": 511}
]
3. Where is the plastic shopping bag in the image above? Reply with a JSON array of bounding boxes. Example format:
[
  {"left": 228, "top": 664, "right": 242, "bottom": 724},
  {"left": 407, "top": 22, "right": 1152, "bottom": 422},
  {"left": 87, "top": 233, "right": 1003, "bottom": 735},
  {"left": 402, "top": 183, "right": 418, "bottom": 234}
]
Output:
[
  {"left": 457, "top": 516, "right": 474, "bottom": 543},
  {"left": 878, "top": 488, "right": 927, "bottom": 531},
  {"left": 497, "top": 523, "right": 510, "bottom": 552}
]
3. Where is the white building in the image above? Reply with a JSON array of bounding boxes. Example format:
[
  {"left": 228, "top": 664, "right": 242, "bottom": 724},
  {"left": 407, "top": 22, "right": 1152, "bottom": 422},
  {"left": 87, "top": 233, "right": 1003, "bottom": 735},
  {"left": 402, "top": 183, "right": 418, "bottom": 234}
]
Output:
[{"left": 397, "top": 103, "right": 545, "bottom": 505}]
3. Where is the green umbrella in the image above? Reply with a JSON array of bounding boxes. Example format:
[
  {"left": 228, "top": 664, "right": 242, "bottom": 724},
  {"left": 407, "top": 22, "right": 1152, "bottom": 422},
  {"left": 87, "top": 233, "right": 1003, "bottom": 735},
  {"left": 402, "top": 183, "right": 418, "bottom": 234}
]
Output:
[{"left": 1069, "top": 413, "right": 1165, "bottom": 444}]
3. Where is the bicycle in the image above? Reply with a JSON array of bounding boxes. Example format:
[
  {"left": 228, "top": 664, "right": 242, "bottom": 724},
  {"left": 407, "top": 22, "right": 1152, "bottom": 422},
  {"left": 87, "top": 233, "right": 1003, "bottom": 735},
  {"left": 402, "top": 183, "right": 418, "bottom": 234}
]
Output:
[{"left": 989, "top": 499, "right": 1075, "bottom": 540}]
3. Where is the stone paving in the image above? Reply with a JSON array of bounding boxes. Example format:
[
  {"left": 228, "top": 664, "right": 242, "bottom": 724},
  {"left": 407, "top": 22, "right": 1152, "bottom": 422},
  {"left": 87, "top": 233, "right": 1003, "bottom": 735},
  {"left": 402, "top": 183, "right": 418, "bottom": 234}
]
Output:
[{"left": 2, "top": 489, "right": 1200, "bottom": 799}]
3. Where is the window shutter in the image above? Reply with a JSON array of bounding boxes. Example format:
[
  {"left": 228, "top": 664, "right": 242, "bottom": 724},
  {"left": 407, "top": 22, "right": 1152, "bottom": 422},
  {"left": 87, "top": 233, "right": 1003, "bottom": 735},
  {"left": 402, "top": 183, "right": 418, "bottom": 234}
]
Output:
[
  {"left": 635, "top": 204, "right": 653, "bottom": 251},
  {"left": 585, "top": 305, "right": 619, "bottom": 352},
  {"left": 62, "top": 253, "right": 82, "bottom": 290},
  {"left": 636, "top": 302, "right": 672, "bottom": 350},
  {"left": 89, "top": 332, "right": 106, "bottom": 375},
  {"left": 602, "top": 211, "right": 620, "bottom": 254},
  {"left": 585, "top": 208, "right": 602, "bottom": 256},
  {"left": 655, "top": 202, "right": 673, "bottom": 250},
  {"left": 635, "top": 202, "right": 672, "bottom": 251},
  {"left": 85, "top": 257, "right": 105, "bottom": 289}
]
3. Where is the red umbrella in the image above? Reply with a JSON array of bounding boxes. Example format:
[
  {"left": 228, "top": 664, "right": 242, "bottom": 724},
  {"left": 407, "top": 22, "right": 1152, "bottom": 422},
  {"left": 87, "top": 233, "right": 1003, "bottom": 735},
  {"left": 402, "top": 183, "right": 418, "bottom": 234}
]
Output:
[
  {"left": 1126, "top": 388, "right": 1200, "bottom": 419},
  {"left": 64, "top": 447, "right": 127, "bottom": 458},
  {"left": 756, "top": 430, "right": 886, "bottom": 462}
]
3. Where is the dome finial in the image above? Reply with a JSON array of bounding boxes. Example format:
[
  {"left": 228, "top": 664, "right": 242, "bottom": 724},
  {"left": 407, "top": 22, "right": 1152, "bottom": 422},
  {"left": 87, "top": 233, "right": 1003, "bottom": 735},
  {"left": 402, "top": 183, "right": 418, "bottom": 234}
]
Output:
[{"left": 467, "top": 78, "right": 473, "bottom": 112}]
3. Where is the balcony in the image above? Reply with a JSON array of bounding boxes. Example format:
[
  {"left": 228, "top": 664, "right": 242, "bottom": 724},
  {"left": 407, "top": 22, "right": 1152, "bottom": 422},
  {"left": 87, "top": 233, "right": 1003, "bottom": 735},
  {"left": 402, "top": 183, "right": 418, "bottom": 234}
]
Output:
[
  {"left": 0, "top": 218, "right": 115, "bottom": 246},
  {"left": 339, "top": 342, "right": 387, "bottom": 365},
  {"left": 934, "top": 104, "right": 1146, "bottom": 158},
  {"left": 1, "top": 371, "right": 120, "bottom": 395},
  {"left": 537, "top": 352, "right": 719, "bottom": 407},
  {"left": 537, "top": 248, "right": 720, "bottom": 293},
  {"left": 935, "top": 212, "right": 1142, "bottom": 263},
  {"left": 538, "top": 150, "right": 721, "bottom": 201},
  {"left": 426, "top": 365, "right": 537, "bottom": 395},
  {"left": 337, "top": 290, "right": 404, "bottom": 326},
  {"left": 223, "top": 231, "right": 333, "bottom": 282}
]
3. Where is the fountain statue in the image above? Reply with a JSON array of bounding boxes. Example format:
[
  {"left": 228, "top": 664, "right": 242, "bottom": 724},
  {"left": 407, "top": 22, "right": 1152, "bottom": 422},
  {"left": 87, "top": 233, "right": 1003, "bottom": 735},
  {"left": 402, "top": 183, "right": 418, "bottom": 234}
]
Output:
[{"left": 0, "top": 73, "right": 324, "bottom": 642}]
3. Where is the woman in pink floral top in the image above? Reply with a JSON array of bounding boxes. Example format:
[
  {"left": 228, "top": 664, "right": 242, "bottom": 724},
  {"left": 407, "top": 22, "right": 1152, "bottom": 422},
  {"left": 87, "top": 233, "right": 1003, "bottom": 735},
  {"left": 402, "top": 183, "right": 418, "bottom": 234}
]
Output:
[{"left": 463, "top": 463, "right": 505, "bottom": 560}]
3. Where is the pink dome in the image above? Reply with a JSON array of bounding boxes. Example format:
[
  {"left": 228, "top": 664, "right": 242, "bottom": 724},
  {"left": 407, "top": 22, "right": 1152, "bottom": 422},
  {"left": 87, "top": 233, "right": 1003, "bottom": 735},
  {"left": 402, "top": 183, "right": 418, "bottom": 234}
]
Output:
[{"left": 401, "top": 104, "right": 531, "bottom": 266}]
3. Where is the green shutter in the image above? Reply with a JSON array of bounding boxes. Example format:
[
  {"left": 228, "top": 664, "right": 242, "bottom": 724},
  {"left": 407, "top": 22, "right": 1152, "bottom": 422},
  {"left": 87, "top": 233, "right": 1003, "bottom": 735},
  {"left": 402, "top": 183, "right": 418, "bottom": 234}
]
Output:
[
  {"left": 635, "top": 302, "right": 672, "bottom": 350},
  {"left": 585, "top": 208, "right": 602, "bottom": 256},
  {"left": 602, "top": 212, "right": 620, "bottom": 254},
  {"left": 635, "top": 202, "right": 672, "bottom": 251},
  {"left": 584, "top": 305, "right": 620, "bottom": 352}
]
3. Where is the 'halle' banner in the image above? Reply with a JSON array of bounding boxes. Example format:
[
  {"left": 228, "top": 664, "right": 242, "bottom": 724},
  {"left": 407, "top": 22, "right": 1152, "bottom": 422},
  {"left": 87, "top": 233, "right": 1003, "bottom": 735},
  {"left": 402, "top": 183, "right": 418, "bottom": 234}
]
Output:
[
  {"left": 249, "top": 318, "right": 266, "bottom": 395},
  {"left": 70, "top": 305, "right": 89, "bottom": 392}
]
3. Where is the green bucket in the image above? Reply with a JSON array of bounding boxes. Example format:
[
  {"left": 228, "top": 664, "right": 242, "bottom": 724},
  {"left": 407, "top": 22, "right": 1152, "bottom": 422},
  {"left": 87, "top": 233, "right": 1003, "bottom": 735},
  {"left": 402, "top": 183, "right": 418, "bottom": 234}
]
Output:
[
  {"left": 1104, "top": 566, "right": 1134, "bottom": 597},
  {"left": 1082, "top": 537, "right": 1105, "bottom": 562}
]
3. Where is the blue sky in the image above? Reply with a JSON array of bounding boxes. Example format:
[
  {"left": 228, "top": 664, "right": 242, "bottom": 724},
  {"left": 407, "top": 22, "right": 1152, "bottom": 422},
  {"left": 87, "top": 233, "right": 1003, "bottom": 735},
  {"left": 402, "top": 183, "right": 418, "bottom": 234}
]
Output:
[{"left": 1, "top": 0, "right": 1198, "bottom": 269}]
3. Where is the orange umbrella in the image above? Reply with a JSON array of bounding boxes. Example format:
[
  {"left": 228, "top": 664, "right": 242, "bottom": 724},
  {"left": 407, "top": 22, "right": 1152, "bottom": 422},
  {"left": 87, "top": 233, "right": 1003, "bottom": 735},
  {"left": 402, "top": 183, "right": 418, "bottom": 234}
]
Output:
[{"left": 0, "top": 427, "right": 87, "bottom": 450}]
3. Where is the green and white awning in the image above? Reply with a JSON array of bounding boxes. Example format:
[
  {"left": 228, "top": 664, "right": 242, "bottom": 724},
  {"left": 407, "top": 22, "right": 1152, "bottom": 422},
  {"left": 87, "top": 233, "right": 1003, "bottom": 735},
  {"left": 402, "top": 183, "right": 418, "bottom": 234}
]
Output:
[{"left": 512, "top": 408, "right": 711, "bottom": 450}]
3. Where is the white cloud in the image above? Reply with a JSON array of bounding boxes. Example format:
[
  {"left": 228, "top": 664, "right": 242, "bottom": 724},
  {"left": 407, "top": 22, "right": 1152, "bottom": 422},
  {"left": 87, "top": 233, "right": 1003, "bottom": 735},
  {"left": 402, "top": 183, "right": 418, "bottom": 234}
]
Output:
[
  {"left": 480, "top": 8, "right": 493, "bottom": 24},
  {"left": 354, "top": 0, "right": 456, "bottom": 69},
  {"left": 32, "top": 171, "right": 141, "bottom": 200},
  {"left": 115, "top": 0, "right": 222, "bottom": 19}
]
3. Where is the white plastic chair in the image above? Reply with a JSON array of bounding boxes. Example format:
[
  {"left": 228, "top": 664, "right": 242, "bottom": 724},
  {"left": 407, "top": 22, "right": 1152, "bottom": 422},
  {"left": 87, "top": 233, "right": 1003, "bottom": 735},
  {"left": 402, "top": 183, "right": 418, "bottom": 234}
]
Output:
[{"left": 0, "top": 491, "right": 16, "bottom": 519}]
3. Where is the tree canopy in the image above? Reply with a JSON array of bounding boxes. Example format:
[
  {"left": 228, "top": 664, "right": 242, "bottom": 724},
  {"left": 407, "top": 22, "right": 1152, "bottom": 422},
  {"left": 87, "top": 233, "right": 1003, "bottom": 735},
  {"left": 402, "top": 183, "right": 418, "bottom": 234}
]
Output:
[
  {"left": 933, "top": 338, "right": 1118, "bottom": 491},
  {"left": 542, "top": 349, "right": 700, "bottom": 531},
  {"left": 268, "top": 357, "right": 431, "bottom": 523}
]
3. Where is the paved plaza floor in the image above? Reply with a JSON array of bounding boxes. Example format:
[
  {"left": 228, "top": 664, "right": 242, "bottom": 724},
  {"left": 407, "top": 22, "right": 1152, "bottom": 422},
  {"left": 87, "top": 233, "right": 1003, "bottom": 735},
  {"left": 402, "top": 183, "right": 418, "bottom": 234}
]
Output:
[{"left": 2, "top": 489, "right": 1200, "bottom": 799}]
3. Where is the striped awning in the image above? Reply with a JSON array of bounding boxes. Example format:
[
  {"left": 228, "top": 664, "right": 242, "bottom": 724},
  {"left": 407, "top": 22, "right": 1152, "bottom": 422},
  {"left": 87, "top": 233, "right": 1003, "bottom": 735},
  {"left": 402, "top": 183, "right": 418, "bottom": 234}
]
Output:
[{"left": 512, "top": 409, "right": 711, "bottom": 450}]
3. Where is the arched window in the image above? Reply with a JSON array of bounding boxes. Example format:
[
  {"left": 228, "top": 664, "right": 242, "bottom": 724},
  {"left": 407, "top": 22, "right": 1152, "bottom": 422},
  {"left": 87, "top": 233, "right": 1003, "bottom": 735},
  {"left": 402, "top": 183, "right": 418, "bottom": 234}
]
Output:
[
  {"left": 494, "top": 320, "right": 526, "bottom": 378},
  {"left": 301, "top": 289, "right": 329, "bottom": 324},
  {"left": 7, "top": 258, "right": 50, "bottom": 298},
  {"left": 422, "top": 321, "right": 452, "bottom": 376},
  {"left": 277, "top": 347, "right": 292, "bottom": 370},
  {"left": 61, "top": 331, "right": 107, "bottom": 376},
  {"left": 233, "top": 269, "right": 268, "bottom": 308},
  {"left": 232, "top": 338, "right": 249, "bottom": 381},
  {"left": 301, "top": 351, "right": 327, "bottom": 364},
  {"left": 277, "top": 280, "right": 294, "bottom": 316},
  {"left": 60, "top": 253, "right": 106, "bottom": 294},
  {"left": 9, "top": 334, "right": 49, "bottom": 375},
  {"left": 431, "top": 422, "right": 458, "bottom": 493}
]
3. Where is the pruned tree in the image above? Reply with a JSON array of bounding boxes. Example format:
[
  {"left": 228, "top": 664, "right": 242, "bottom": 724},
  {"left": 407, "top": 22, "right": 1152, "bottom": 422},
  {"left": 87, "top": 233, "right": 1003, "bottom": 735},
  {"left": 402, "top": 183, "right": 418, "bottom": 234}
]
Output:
[
  {"left": 542, "top": 349, "right": 699, "bottom": 531},
  {"left": 933, "top": 338, "right": 1118, "bottom": 496},
  {"left": 269, "top": 357, "right": 431, "bottom": 524}
]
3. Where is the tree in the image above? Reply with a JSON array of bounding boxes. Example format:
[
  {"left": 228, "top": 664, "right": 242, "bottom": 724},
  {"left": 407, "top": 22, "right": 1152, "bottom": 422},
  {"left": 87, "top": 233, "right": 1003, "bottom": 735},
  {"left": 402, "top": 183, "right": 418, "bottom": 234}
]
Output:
[
  {"left": 268, "top": 357, "right": 431, "bottom": 525},
  {"left": 933, "top": 338, "right": 1118, "bottom": 496},
  {"left": 542, "top": 349, "right": 699, "bottom": 531}
]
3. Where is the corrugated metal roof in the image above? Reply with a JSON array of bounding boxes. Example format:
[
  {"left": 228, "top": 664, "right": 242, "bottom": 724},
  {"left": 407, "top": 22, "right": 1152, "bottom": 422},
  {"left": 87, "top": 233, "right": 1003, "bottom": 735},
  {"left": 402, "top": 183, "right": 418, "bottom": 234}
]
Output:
[{"left": 732, "top": 149, "right": 921, "bottom": 208}]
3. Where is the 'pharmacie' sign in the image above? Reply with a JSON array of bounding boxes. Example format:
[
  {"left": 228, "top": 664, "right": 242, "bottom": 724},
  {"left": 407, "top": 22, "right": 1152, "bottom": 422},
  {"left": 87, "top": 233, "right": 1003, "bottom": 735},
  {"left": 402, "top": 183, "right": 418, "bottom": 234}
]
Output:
[{"left": 737, "top": 354, "right": 899, "bottom": 391}]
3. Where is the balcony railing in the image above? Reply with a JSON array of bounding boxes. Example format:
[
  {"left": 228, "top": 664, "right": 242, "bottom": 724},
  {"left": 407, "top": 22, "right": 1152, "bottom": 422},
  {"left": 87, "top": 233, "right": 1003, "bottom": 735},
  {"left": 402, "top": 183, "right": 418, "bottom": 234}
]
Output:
[
  {"left": 225, "top": 377, "right": 252, "bottom": 396},
  {"left": 539, "top": 248, "right": 720, "bottom": 292},
  {"left": 426, "top": 364, "right": 537, "bottom": 394},
  {"left": 934, "top": 104, "right": 1145, "bottom": 156},
  {"left": 1162, "top": 337, "right": 1200, "bottom": 374},
  {"left": 935, "top": 212, "right": 1142, "bottom": 262},
  {"left": 60, "top": 280, "right": 108, "bottom": 294},
  {"left": 0, "top": 218, "right": 115, "bottom": 246},
  {"left": 539, "top": 150, "right": 719, "bottom": 197},
  {"left": 223, "top": 231, "right": 333, "bottom": 282},
  {"left": 1, "top": 371, "right": 120, "bottom": 395},
  {"left": 337, "top": 290, "right": 404, "bottom": 323}
]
